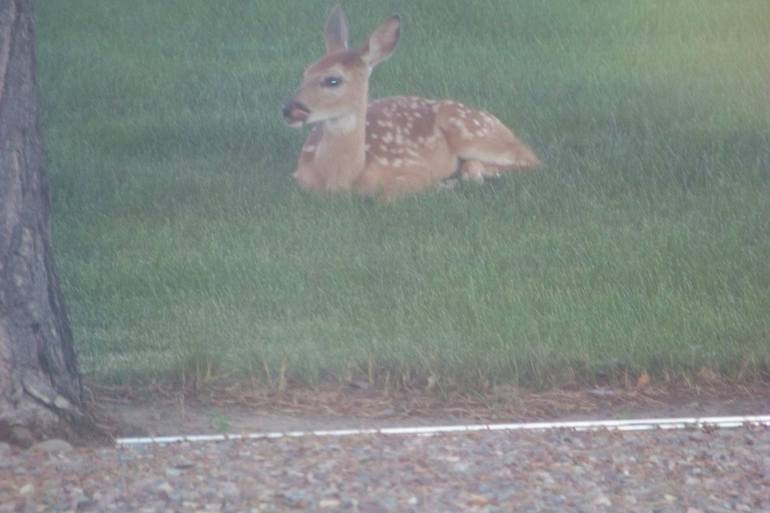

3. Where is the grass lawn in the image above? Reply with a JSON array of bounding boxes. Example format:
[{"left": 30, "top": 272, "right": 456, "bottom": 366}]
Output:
[{"left": 37, "top": 0, "right": 770, "bottom": 390}]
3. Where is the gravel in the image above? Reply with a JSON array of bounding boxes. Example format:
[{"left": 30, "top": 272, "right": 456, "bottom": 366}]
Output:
[{"left": 2, "top": 426, "right": 769, "bottom": 512}]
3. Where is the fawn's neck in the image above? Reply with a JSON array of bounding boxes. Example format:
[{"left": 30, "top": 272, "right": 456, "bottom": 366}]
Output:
[{"left": 315, "top": 98, "right": 368, "bottom": 191}]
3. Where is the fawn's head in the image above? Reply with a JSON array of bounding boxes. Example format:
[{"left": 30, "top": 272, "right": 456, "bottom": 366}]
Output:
[{"left": 282, "top": 6, "right": 400, "bottom": 129}]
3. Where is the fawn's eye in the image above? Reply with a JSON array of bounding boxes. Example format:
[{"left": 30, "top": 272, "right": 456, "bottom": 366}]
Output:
[{"left": 322, "top": 76, "right": 343, "bottom": 88}]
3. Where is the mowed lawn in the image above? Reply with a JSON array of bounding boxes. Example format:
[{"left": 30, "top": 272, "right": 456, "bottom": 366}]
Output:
[{"left": 37, "top": 1, "right": 769, "bottom": 390}]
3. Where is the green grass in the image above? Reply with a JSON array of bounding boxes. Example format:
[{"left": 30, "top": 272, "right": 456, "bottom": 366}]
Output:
[{"left": 37, "top": 0, "right": 770, "bottom": 390}]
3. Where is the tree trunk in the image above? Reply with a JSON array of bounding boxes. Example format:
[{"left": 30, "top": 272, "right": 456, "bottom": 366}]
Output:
[{"left": 0, "top": 0, "right": 101, "bottom": 446}]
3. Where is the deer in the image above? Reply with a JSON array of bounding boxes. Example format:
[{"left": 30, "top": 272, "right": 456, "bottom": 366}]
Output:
[{"left": 281, "top": 6, "right": 541, "bottom": 202}]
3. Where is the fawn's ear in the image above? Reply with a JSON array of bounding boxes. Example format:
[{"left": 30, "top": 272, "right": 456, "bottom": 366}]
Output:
[
  {"left": 360, "top": 15, "right": 400, "bottom": 69},
  {"left": 324, "top": 5, "right": 349, "bottom": 54}
]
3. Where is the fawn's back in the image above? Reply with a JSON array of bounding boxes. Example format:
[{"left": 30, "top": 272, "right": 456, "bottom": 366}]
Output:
[{"left": 282, "top": 6, "right": 540, "bottom": 201}]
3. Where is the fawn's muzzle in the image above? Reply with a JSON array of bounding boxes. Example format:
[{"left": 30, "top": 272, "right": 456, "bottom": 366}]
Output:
[{"left": 282, "top": 100, "right": 310, "bottom": 125}]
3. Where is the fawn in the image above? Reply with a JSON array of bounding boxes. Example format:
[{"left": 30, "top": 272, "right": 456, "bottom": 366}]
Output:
[{"left": 282, "top": 6, "right": 540, "bottom": 201}]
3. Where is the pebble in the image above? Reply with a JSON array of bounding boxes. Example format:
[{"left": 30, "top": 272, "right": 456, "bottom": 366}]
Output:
[
  {"left": 280, "top": 489, "right": 309, "bottom": 508},
  {"left": 165, "top": 467, "right": 182, "bottom": 477},
  {"left": 219, "top": 482, "right": 240, "bottom": 499},
  {"left": 18, "top": 483, "right": 35, "bottom": 496},
  {"left": 157, "top": 481, "right": 173, "bottom": 494},
  {"left": 29, "top": 439, "right": 73, "bottom": 454},
  {"left": 377, "top": 495, "right": 399, "bottom": 511},
  {"left": 318, "top": 498, "right": 340, "bottom": 508}
]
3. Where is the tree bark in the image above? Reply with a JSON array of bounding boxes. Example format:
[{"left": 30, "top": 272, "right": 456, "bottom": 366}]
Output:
[{"left": 0, "top": 0, "right": 101, "bottom": 446}]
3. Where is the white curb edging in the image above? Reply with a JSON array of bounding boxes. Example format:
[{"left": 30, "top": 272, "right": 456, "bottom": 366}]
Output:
[{"left": 116, "top": 414, "right": 770, "bottom": 447}]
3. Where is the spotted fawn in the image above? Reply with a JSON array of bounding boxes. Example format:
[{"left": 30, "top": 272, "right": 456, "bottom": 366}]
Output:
[{"left": 282, "top": 6, "right": 541, "bottom": 201}]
